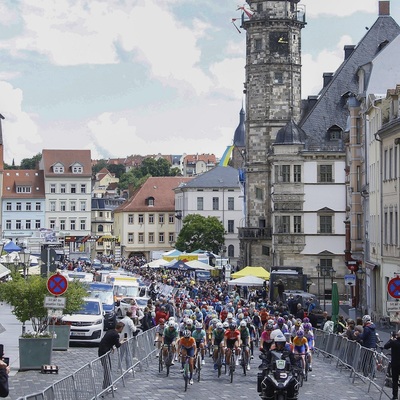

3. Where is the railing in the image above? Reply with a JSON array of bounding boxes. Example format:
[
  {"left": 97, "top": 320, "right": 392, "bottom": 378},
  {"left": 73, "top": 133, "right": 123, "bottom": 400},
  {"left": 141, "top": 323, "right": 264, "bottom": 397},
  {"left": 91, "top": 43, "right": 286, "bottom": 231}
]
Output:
[
  {"left": 314, "top": 329, "right": 392, "bottom": 399},
  {"left": 238, "top": 227, "right": 272, "bottom": 240},
  {"left": 17, "top": 327, "right": 157, "bottom": 400}
]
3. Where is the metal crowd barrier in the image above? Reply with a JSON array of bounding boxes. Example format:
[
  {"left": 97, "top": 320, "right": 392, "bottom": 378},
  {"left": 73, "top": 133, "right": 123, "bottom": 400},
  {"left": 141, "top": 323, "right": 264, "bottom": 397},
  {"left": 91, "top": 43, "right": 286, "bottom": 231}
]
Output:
[
  {"left": 17, "top": 326, "right": 158, "bottom": 400},
  {"left": 314, "top": 329, "right": 392, "bottom": 399}
]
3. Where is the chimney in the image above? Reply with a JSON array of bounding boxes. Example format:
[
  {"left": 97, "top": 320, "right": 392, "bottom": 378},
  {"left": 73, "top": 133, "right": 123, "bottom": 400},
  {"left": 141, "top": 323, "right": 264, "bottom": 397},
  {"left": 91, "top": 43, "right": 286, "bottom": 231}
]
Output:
[
  {"left": 323, "top": 73, "right": 334, "bottom": 87},
  {"left": 344, "top": 45, "right": 355, "bottom": 60},
  {"left": 307, "top": 95, "right": 318, "bottom": 109},
  {"left": 379, "top": 1, "right": 390, "bottom": 16}
]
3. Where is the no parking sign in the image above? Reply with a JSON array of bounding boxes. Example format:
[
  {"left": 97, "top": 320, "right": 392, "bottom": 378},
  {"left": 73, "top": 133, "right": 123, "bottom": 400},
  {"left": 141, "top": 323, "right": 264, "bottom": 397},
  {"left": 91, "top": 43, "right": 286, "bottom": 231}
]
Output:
[
  {"left": 387, "top": 276, "right": 400, "bottom": 299},
  {"left": 47, "top": 273, "right": 68, "bottom": 296}
]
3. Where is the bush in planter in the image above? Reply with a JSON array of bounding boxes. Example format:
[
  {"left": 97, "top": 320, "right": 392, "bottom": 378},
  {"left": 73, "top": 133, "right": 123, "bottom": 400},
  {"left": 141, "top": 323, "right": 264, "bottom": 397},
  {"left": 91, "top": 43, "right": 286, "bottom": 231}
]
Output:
[{"left": 0, "top": 272, "right": 88, "bottom": 335}]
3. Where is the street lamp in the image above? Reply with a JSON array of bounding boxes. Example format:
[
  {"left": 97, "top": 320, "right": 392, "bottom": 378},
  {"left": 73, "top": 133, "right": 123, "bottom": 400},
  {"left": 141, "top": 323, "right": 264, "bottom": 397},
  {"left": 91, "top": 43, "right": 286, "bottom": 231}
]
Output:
[
  {"left": 18, "top": 250, "right": 31, "bottom": 279},
  {"left": 316, "top": 264, "right": 336, "bottom": 311}
]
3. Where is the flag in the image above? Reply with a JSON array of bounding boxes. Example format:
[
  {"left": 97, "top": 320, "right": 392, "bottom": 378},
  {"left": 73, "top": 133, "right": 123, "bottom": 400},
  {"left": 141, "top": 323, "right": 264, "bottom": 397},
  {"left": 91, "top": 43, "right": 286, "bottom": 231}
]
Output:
[
  {"left": 237, "top": 5, "right": 254, "bottom": 19},
  {"left": 219, "top": 145, "right": 234, "bottom": 167}
]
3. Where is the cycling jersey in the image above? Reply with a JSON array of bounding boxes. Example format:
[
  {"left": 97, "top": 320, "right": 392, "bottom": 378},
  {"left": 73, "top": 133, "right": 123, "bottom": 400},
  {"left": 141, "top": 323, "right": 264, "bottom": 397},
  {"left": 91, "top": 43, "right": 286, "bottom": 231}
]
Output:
[
  {"left": 239, "top": 327, "right": 250, "bottom": 340},
  {"left": 293, "top": 336, "right": 308, "bottom": 353},
  {"left": 180, "top": 336, "right": 196, "bottom": 349},
  {"left": 163, "top": 327, "right": 178, "bottom": 344},
  {"left": 224, "top": 329, "right": 240, "bottom": 341},
  {"left": 192, "top": 329, "right": 206, "bottom": 342},
  {"left": 213, "top": 329, "right": 225, "bottom": 343}
]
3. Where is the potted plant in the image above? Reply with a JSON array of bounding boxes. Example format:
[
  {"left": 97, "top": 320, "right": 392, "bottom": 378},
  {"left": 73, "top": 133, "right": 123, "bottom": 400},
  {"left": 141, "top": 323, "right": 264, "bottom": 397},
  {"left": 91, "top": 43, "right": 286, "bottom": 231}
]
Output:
[{"left": 0, "top": 272, "right": 87, "bottom": 370}]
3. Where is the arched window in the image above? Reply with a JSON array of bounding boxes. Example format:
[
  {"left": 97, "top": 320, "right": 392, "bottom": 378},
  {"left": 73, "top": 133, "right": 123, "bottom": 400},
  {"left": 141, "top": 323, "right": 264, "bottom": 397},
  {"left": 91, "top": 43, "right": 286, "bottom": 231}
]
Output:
[
  {"left": 228, "top": 244, "right": 234, "bottom": 258},
  {"left": 146, "top": 196, "right": 155, "bottom": 206},
  {"left": 327, "top": 125, "right": 342, "bottom": 140},
  {"left": 98, "top": 224, "right": 104, "bottom": 232}
]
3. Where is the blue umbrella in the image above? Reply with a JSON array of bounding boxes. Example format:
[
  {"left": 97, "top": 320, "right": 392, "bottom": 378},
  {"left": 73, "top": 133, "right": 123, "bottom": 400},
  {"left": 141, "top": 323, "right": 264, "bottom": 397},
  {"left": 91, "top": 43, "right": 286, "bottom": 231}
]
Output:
[{"left": 3, "top": 241, "right": 21, "bottom": 253}]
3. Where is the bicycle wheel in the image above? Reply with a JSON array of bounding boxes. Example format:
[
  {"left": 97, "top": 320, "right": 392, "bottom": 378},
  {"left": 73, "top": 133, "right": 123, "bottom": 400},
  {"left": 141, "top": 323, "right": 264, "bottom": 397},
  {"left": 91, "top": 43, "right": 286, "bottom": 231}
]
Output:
[
  {"left": 165, "top": 350, "right": 172, "bottom": 377},
  {"left": 184, "top": 361, "right": 189, "bottom": 392},
  {"left": 242, "top": 350, "right": 248, "bottom": 376},
  {"left": 197, "top": 354, "right": 201, "bottom": 382},
  {"left": 158, "top": 350, "right": 163, "bottom": 373},
  {"left": 230, "top": 353, "right": 235, "bottom": 383},
  {"left": 304, "top": 357, "right": 309, "bottom": 381},
  {"left": 217, "top": 349, "right": 223, "bottom": 378}
]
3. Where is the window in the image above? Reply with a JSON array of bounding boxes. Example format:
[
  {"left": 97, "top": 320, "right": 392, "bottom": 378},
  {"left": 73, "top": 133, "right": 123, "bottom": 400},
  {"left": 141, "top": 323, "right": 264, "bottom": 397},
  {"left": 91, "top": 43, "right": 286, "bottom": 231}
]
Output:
[
  {"left": 356, "top": 117, "right": 362, "bottom": 144},
  {"left": 149, "top": 214, "right": 154, "bottom": 224},
  {"left": 320, "top": 215, "right": 332, "bottom": 234},
  {"left": 128, "top": 233, "right": 134, "bottom": 243},
  {"left": 138, "top": 233, "right": 144, "bottom": 243},
  {"left": 5, "top": 220, "right": 11, "bottom": 230},
  {"left": 294, "top": 216, "right": 302, "bottom": 233},
  {"left": 16, "top": 220, "right": 21, "bottom": 229},
  {"left": 274, "top": 72, "right": 283, "bottom": 84},
  {"left": 99, "top": 211, "right": 103, "bottom": 217},
  {"left": 36, "top": 202, "right": 41, "bottom": 211},
  {"left": 281, "top": 165, "right": 290, "bottom": 182},
  {"left": 70, "top": 201, "right": 76, "bottom": 211},
  {"left": 50, "top": 184, "right": 56, "bottom": 193},
  {"left": 148, "top": 232, "right": 154, "bottom": 243},
  {"left": 390, "top": 212, "right": 393, "bottom": 244},
  {"left": 159, "top": 232, "right": 164, "bottom": 243},
  {"left": 98, "top": 224, "right": 104, "bottom": 232},
  {"left": 356, "top": 166, "right": 361, "bottom": 192},
  {"left": 70, "top": 184, "right": 76, "bottom": 194},
  {"left": 294, "top": 165, "right": 301, "bottom": 183},
  {"left": 262, "top": 246, "right": 270, "bottom": 256},
  {"left": 80, "top": 201, "right": 86, "bottom": 211},
  {"left": 228, "top": 220, "right": 234, "bottom": 233},
  {"left": 25, "top": 220, "right": 31, "bottom": 229},
  {"left": 256, "top": 187, "right": 263, "bottom": 200},
  {"left": 255, "top": 38, "right": 262, "bottom": 51},
  {"left": 35, "top": 220, "right": 41, "bottom": 229},
  {"left": 138, "top": 214, "right": 144, "bottom": 224},
  {"left": 384, "top": 149, "right": 388, "bottom": 180},
  {"left": 159, "top": 214, "right": 164, "bottom": 224},
  {"left": 60, "top": 201, "right": 66, "bottom": 212},
  {"left": 26, "top": 202, "right": 31, "bottom": 211},
  {"left": 197, "top": 197, "right": 204, "bottom": 211},
  {"left": 389, "top": 148, "right": 393, "bottom": 180},
  {"left": 50, "top": 219, "right": 56, "bottom": 229},
  {"left": 60, "top": 220, "right": 66, "bottom": 230},
  {"left": 70, "top": 220, "right": 76, "bottom": 230},
  {"left": 128, "top": 214, "right": 134, "bottom": 224},
  {"left": 320, "top": 258, "right": 332, "bottom": 268},
  {"left": 228, "top": 197, "right": 234, "bottom": 210},
  {"left": 16, "top": 202, "right": 22, "bottom": 211},
  {"left": 395, "top": 146, "right": 398, "bottom": 179},
  {"left": 53, "top": 165, "right": 64, "bottom": 173},
  {"left": 275, "top": 216, "right": 290, "bottom": 233},
  {"left": 6, "top": 202, "right": 11, "bottom": 211},
  {"left": 384, "top": 212, "right": 388, "bottom": 244},
  {"left": 80, "top": 220, "right": 86, "bottom": 230},
  {"left": 16, "top": 186, "right": 31, "bottom": 193},
  {"left": 168, "top": 214, "right": 174, "bottom": 224},
  {"left": 72, "top": 166, "right": 83, "bottom": 174},
  {"left": 257, "top": 3, "right": 262, "bottom": 12},
  {"left": 212, "top": 197, "right": 219, "bottom": 211},
  {"left": 50, "top": 201, "right": 56, "bottom": 212},
  {"left": 228, "top": 244, "right": 234, "bottom": 258},
  {"left": 396, "top": 211, "right": 399, "bottom": 246},
  {"left": 80, "top": 184, "right": 86, "bottom": 194},
  {"left": 319, "top": 165, "right": 333, "bottom": 183},
  {"left": 169, "top": 233, "right": 175, "bottom": 243},
  {"left": 60, "top": 184, "right": 66, "bottom": 194},
  {"left": 147, "top": 197, "right": 154, "bottom": 206}
]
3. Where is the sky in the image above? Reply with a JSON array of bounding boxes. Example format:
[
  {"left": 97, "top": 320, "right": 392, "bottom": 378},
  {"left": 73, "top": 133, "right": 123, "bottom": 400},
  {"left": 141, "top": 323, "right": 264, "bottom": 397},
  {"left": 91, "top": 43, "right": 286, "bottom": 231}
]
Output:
[{"left": 1, "top": 0, "right": 400, "bottom": 165}]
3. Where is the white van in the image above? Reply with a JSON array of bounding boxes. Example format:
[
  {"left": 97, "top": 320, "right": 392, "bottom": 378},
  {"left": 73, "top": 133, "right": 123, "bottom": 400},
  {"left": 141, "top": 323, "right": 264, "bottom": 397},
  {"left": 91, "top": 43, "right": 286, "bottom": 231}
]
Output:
[{"left": 61, "top": 297, "right": 104, "bottom": 344}]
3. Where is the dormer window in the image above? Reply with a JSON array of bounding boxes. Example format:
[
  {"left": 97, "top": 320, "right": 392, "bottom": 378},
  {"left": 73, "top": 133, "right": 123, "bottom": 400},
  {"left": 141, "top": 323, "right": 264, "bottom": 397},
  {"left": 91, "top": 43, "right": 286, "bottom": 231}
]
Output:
[
  {"left": 16, "top": 185, "right": 32, "bottom": 193},
  {"left": 146, "top": 196, "right": 155, "bottom": 206},
  {"left": 71, "top": 162, "right": 83, "bottom": 174},
  {"left": 327, "top": 125, "right": 342, "bottom": 140},
  {"left": 53, "top": 163, "right": 65, "bottom": 173}
]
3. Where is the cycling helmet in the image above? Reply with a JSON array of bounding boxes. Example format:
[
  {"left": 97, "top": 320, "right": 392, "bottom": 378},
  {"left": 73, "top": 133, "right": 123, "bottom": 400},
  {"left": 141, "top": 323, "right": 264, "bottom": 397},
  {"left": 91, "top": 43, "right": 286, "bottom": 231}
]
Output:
[
  {"left": 227, "top": 313, "right": 233, "bottom": 319},
  {"left": 303, "top": 323, "right": 312, "bottom": 330},
  {"left": 237, "top": 308, "right": 242, "bottom": 314},
  {"left": 240, "top": 320, "right": 247, "bottom": 327},
  {"left": 159, "top": 318, "right": 165, "bottom": 324},
  {"left": 229, "top": 323, "right": 236, "bottom": 330},
  {"left": 186, "top": 303, "right": 191, "bottom": 309},
  {"left": 274, "top": 333, "right": 286, "bottom": 344},
  {"left": 169, "top": 316, "right": 175, "bottom": 322},
  {"left": 216, "top": 322, "right": 223, "bottom": 329},
  {"left": 168, "top": 321, "right": 175, "bottom": 328},
  {"left": 270, "top": 329, "right": 283, "bottom": 341},
  {"left": 266, "top": 320, "right": 274, "bottom": 329},
  {"left": 238, "top": 313, "right": 244, "bottom": 320},
  {"left": 362, "top": 315, "right": 371, "bottom": 324},
  {"left": 195, "top": 322, "right": 202, "bottom": 329},
  {"left": 303, "top": 317, "right": 310, "bottom": 323},
  {"left": 296, "top": 330, "right": 304, "bottom": 338},
  {"left": 211, "top": 318, "right": 219, "bottom": 326},
  {"left": 186, "top": 319, "right": 193, "bottom": 325},
  {"left": 277, "top": 317, "right": 285, "bottom": 324},
  {"left": 294, "top": 319, "right": 302, "bottom": 327},
  {"left": 183, "top": 330, "right": 191, "bottom": 338}
]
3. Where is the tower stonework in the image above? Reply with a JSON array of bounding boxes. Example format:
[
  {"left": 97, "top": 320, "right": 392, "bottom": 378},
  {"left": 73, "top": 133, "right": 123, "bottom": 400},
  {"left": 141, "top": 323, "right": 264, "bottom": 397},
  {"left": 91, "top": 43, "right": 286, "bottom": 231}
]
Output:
[{"left": 239, "top": 1, "right": 306, "bottom": 267}]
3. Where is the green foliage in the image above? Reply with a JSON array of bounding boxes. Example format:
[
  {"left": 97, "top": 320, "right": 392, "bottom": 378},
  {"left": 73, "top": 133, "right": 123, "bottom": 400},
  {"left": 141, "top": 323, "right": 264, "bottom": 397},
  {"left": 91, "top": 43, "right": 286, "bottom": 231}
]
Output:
[
  {"left": 107, "top": 164, "right": 126, "bottom": 178},
  {"left": 20, "top": 153, "right": 42, "bottom": 169},
  {"left": 92, "top": 159, "right": 108, "bottom": 176},
  {"left": 175, "top": 214, "right": 225, "bottom": 254},
  {"left": 0, "top": 274, "right": 87, "bottom": 334}
]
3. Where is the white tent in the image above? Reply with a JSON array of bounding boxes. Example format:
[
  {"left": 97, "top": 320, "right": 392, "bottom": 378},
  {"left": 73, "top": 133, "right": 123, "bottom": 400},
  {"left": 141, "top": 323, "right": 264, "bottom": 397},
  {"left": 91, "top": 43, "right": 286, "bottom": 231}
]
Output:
[
  {"left": 186, "top": 260, "right": 214, "bottom": 270},
  {"left": 227, "top": 275, "right": 266, "bottom": 286},
  {"left": 145, "top": 258, "right": 171, "bottom": 268}
]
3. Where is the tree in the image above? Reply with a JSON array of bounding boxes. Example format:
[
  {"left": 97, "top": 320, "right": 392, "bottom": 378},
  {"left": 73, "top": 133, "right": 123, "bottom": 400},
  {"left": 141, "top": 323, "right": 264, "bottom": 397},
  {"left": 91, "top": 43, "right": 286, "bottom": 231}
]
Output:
[
  {"left": 107, "top": 163, "right": 126, "bottom": 178},
  {"left": 175, "top": 214, "right": 225, "bottom": 254},
  {"left": 0, "top": 273, "right": 87, "bottom": 335},
  {"left": 20, "top": 153, "right": 42, "bottom": 169}
]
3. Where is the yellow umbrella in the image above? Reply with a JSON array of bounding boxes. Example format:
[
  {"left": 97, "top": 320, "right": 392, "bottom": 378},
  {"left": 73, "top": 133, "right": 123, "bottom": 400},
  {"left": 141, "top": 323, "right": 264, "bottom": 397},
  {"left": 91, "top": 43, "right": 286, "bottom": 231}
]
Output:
[{"left": 231, "top": 266, "right": 270, "bottom": 280}]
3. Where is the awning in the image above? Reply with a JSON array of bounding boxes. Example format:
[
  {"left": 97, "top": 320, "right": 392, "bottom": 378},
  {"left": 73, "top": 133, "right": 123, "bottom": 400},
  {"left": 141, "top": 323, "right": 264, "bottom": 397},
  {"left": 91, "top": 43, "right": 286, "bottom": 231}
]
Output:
[{"left": 0, "top": 263, "right": 11, "bottom": 278}]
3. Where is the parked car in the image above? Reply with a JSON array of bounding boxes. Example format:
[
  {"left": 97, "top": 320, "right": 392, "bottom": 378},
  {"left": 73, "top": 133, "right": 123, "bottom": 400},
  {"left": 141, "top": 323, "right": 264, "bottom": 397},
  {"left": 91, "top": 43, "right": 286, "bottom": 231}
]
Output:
[
  {"left": 92, "top": 259, "right": 102, "bottom": 270},
  {"left": 61, "top": 297, "right": 104, "bottom": 344},
  {"left": 77, "top": 256, "right": 91, "bottom": 266},
  {"left": 115, "top": 296, "right": 149, "bottom": 318},
  {"left": 87, "top": 282, "right": 116, "bottom": 330}
]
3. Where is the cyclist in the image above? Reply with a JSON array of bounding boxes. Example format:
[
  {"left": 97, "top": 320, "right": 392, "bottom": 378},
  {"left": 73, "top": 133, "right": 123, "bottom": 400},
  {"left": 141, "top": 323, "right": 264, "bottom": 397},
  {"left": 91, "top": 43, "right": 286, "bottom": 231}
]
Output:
[
  {"left": 303, "top": 322, "right": 314, "bottom": 371},
  {"left": 290, "top": 319, "right": 303, "bottom": 338},
  {"left": 212, "top": 322, "right": 225, "bottom": 370},
  {"left": 239, "top": 320, "right": 251, "bottom": 370},
  {"left": 192, "top": 321, "right": 207, "bottom": 365},
  {"left": 292, "top": 329, "right": 309, "bottom": 374},
  {"left": 162, "top": 320, "right": 179, "bottom": 365},
  {"left": 179, "top": 329, "right": 196, "bottom": 385},
  {"left": 274, "top": 316, "right": 289, "bottom": 334},
  {"left": 154, "top": 318, "right": 165, "bottom": 356},
  {"left": 224, "top": 322, "right": 241, "bottom": 374}
]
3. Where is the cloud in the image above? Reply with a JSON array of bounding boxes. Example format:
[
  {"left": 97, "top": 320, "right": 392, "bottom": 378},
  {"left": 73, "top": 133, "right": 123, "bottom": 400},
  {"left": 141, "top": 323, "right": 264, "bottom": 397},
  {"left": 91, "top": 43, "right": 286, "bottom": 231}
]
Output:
[
  {"left": 0, "top": 81, "right": 42, "bottom": 164},
  {"left": 303, "top": 0, "right": 377, "bottom": 18}
]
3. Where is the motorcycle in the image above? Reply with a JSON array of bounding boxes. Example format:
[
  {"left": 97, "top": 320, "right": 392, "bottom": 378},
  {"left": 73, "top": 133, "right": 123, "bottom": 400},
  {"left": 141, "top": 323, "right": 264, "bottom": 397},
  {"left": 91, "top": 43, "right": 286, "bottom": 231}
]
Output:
[{"left": 257, "top": 350, "right": 300, "bottom": 400}]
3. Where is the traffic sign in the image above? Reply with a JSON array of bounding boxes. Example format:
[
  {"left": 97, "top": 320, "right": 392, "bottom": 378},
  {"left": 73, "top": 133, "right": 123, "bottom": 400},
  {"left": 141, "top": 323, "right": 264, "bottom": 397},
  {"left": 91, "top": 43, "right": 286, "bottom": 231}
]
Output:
[
  {"left": 388, "top": 277, "right": 400, "bottom": 299},
  {"left": 387, "top": 301, "right": 400, "bottom": 312},
  {"left": 44, "top": 296, "right": 66, "bottom": 309},
  {"left": 344, "top": 274, "right": 356, "bottom": 286},
  {"left": 47, "top": 274, "right": 68, "bottom": 296}
]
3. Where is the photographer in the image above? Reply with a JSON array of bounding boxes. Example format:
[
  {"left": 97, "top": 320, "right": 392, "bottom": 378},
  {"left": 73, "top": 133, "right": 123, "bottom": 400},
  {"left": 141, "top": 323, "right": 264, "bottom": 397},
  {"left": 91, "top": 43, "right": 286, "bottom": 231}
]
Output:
[
  {"left": 384, "top": 330, "right": 400, "bottom": 400},
  {"left": 0, "top": 349, "right": 9, "bottom": 398}
]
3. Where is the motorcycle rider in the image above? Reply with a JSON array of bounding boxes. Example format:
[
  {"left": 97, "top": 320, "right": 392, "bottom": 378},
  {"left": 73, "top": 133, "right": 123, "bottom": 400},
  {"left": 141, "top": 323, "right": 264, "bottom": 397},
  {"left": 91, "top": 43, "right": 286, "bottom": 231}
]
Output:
[{"left": 260, "top": 331, "right": 299, "bottom": 400}]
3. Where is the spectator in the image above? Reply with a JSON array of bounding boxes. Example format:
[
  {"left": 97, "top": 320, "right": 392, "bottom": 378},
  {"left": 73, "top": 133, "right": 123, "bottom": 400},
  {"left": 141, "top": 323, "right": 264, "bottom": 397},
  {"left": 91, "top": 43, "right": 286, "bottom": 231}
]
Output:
[
  {"left": 320, "top": 311, "right": 328, "bottom": 330},
  {"left": 355, "top": 315, "right": 377, "bottom": 349},
  {"left": 384, "top": 330, "right": 400, "bottom": 400},
  {"left": 323, "top": 316, "right": 334, "bottom": 334}
]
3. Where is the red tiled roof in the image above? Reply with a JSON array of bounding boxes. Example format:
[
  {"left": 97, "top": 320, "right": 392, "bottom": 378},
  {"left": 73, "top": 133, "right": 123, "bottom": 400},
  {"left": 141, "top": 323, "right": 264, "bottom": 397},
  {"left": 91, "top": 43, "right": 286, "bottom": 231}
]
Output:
[
  {"left": 41, "top": 149, "right": 92, "bottom": 177},
  {"left": 183, "top": 154, "right": 216, "bottom": 164},
  {"left": 2, "top": 170, "right": 45, "bottom": 198},
  {"left": 114, "top": 176, "right": 192, "bottom": 213}
]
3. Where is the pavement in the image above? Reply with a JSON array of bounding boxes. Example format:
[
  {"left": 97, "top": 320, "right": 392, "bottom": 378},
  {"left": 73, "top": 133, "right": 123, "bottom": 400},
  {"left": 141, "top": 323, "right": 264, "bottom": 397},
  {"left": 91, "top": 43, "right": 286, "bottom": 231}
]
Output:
[{"left": 0, "top": 301, "right": 396, "bottom": 400}]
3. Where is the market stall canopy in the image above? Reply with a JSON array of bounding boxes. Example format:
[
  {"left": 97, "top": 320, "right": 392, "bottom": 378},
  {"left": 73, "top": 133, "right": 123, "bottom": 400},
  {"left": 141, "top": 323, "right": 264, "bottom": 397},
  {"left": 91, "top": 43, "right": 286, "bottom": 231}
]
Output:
[
  {"left": 186, "top": 260, "right": 213, "bottom": 270},
  {"left": 228, "top": 275, "right": 266, "bottom": 286},
  {"left": 145, "top": 258, "right": 171, "bottom": 268},
  {"left": 3, "top": 241, "right": 21, "bottom": 253},
  {"left": 164, "top": 260, "right": 194, "bottom": 270},
  {"left": 231, "top": 266, "right": 270, "bottom": 280},
  {"left": 162, "top": 249, "right": 183, "bottom": 261},
  {"left": 0, "top": 264, "right": 11, "bottom": 278}
]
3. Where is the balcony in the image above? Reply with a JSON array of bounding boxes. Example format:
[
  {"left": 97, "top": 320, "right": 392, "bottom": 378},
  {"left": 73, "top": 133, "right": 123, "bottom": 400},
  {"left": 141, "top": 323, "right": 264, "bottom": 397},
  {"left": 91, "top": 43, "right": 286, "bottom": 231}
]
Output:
[{"left": 238, "top": 227, "right": 272, "bottom": 240}]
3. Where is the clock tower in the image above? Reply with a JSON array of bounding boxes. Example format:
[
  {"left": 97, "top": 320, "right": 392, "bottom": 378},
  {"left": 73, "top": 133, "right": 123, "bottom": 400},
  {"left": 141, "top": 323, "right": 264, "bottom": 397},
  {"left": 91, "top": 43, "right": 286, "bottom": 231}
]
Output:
[{"left": 239, "top": 1, "right": 306, "bottom": 267}]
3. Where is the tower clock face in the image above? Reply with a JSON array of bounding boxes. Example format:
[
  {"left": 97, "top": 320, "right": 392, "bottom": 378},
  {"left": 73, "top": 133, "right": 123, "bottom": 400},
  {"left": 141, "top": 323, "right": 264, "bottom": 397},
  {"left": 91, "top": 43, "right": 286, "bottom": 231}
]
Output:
[{"left": 269, "top": 31, "right": 289, "bottom": 55}]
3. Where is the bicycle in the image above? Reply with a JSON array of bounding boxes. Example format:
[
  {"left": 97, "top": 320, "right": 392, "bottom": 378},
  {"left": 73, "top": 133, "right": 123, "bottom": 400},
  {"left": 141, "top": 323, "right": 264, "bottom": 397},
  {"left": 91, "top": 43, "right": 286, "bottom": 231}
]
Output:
[
  {"left": 182, "top": 353, "right": 192, "bottom": 392},
  {"left": 194, "top": 347, "right": 202, "bottom": 382},
  {"left": 228, "top": 349, "right": 236, "bottom": 383},
  {"left": 240, "top": 344, "right": 250, "bottom": 375},
  {"left": 214, "top": 345, "right": 225, "bottom": 378},
  {"left": 294, "top": 353, "right": 306, "bottom": 386},
  {"left": 158, "top": 346, "right": 163, "bottom": 373},
  {"left": 163, "top": 344, "right": 174, "bottom": 377}
]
